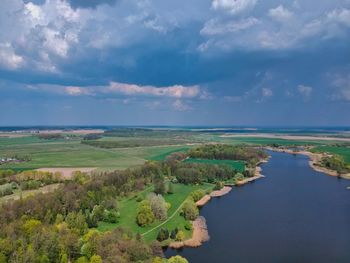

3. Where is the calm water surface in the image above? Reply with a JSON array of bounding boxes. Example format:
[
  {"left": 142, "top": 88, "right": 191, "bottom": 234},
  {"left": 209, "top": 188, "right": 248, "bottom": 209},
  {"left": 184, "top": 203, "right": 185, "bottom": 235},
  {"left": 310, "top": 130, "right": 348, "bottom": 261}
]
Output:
[{"left": 165, "top": 151, "right": 350, "bottom": 263}]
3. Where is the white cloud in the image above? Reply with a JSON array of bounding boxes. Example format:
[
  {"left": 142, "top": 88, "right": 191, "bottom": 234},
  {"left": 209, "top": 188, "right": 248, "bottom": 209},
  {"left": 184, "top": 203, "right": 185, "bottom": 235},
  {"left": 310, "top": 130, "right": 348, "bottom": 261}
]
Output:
[
  {"left": 268, "top": 5, "right": 293, "bottom": 22},
  {"left": 0, "top": 43, "right": 24, "bottom": 70},
  {"left": 330, "top": 73, "right": 350, "bottom": 101},
  {"left": 173, "top": 99, "right": 192, "bottom": 111},
  {"left": 212, "top": 0, "right": 257, "bottom": 15},
  {"left": 108, "top": 82, "right": 202, "bottom": 99},
  {"left": 65, "top": 86, "right": 93, "bottom": 96},
  {"left": 297, "top": 85, "right": 313, "bottom": 97},
  {"left": 262, "top": 88, "right": 273, "bottom": 98},
  {"left": 327, "top": 8, "right": 350, "bottom": 27},
  {"left": 201, "top": 17, "right": 260, "bottom": 35}
]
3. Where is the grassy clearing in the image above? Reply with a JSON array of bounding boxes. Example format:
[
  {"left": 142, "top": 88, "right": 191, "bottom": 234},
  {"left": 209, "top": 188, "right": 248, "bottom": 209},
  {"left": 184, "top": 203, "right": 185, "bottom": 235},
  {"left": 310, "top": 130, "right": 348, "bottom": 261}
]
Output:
[
  {"left": 0, "top": 136, "right": 196, "bottom": 170},
  {"left": 184, "top": 158, "right": 245, "bottom": 172},
  {"left": 97, "top": 183, "right": 213, "bottom": 242},
  {"left": 311, "top": 146, "right": 350, "bottom": 164}
]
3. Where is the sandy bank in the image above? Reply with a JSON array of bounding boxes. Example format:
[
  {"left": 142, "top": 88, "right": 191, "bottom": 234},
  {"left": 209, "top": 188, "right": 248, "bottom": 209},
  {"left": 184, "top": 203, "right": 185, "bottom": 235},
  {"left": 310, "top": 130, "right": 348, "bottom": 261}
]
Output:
[
  {"left": 195, "top": 186, "right": 232, "bottom": 207},
  {"left": 196, "top": 195, "right": 211, "bottom": 207},
  {"left": 210, "top": 186, "right": 232, "bottom": 197},
  {"left": 36, "top": 167, "right": 96, "bottom": 179},
  {"left": 168, "top": 216, "right": 209, "bottom": 249}
]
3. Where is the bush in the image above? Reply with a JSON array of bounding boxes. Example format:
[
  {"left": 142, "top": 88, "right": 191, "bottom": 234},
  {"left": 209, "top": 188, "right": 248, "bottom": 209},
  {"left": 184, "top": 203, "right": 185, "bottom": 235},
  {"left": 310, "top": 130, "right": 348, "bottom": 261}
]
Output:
[
  {"left": 0, "top": 184, "right": 14, "bottom": 197},
  {"left": 175, "top": 230, "right": 185, "bottom": 241},
  {"left": 181, "top": 201, "right": 198, "bottom": 221},
  {"left": 156, "top": 228, "right": 169, "bottom": 242},
  {"left": 213, "top": 181, "right": 224, "bottom": 190},
  {"left": 190, "top": 190, "right": 205, "bottom": 202},
  {"left": 147, "top": 193, "right": 168, "bottom": 221},
  {"left": 103, "top": 210, "right": 119, "bottom": 224},
  {"left": 136, "top": 200, "right": 155, "bottom": 227},
  {"left": 184, "top": 221, "right": 192, "bottom": 231},
  {"left": 170, "top": 228, "right": 178, "bottom": 239}
]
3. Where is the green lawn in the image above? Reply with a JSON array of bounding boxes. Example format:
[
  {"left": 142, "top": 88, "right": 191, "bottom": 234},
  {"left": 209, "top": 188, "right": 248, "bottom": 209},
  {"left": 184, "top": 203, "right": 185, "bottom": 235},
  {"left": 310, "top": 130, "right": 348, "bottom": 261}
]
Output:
[
  {"left": 184, "top": 158, "right": 245, "bottom": 172},
  {"left": 97, "top": 183, "right": 213, "bottom": 242},
  {"left": 311, "top": 146, "right": 350, "bottom": 164},
  {"left": 0, "top": 136, "right": 196, "bottom": 170}
]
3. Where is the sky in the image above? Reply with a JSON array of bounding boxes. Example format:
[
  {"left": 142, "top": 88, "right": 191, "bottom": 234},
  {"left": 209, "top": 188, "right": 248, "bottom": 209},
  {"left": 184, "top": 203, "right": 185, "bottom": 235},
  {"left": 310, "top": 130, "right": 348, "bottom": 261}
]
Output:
[{"left": 0, "top": 0, "right": 350, "bottom": 126}]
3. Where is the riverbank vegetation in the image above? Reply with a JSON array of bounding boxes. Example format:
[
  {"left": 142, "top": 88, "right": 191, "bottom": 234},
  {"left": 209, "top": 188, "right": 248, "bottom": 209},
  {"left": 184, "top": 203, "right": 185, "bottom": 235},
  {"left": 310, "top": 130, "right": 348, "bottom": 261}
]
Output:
[{"left": 0, "top": 142, "right": 267, "bottom": 262}]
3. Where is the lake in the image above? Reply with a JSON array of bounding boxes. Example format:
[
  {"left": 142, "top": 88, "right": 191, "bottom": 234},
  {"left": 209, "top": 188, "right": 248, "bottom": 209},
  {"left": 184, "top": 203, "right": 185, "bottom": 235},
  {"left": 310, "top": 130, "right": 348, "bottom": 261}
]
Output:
[{"left": 165, "top": 151, "right": 350, "bottom": 263}]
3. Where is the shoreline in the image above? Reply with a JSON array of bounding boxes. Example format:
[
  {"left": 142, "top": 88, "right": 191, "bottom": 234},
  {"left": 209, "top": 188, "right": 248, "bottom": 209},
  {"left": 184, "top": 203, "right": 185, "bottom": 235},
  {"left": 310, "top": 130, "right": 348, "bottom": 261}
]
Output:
[
  {"left": 265, "top": 147, "right": 350, "bottom": 179},
  {"left": 169, "top": 161, "right": 266, "bottom": 249}
]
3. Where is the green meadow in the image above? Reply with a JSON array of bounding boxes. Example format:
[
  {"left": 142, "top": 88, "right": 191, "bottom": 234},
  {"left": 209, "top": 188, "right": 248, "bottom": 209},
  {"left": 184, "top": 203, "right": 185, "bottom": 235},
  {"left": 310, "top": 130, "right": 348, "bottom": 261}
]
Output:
[
  {"left": 0, "top": 136, "right": 195, "bottom": 170},
  {"left": 97, "top": 183, "right": 213, "bottom": 242}
]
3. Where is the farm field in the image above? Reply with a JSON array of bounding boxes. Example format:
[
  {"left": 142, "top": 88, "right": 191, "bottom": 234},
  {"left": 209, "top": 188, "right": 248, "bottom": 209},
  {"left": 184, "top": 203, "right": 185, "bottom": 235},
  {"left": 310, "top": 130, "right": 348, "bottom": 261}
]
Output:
[
  {"left": 97, "top": 183, "right": 213, "bottom": 242},
  {"left": 184, "top": 158, "right": 245, "bottom": 172},
  {"left": 219, "top": 137, "right": 337, "bottom": 146},
  {"left": 0, "top": 135, "right": 196, "bottom": 170}
]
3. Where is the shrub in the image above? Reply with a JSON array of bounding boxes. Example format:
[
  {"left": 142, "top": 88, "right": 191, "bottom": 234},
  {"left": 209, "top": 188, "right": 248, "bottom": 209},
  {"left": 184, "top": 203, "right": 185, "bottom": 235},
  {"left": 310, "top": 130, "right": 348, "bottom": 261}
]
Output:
[
  {"left": 190, "top": 190, "right": 205, "bottom": 202},
  {"left": 175, "top": 230, "right": 185, "bottom": 241},
  {"left": 184, "top": 221, "right": 192, "bottom": 231},
  {"left": 181, "top": 201, "right": 198, "bottom": 221},
  {"left": 156, "top": 228, "right": 169, "bottom": 242},
  {"left": 103, "top": 210, "right": 119, "bottom": 224},
  {"left": 213, "top": 181, "right": 224, "bottom": 190},
  {"left": 136, "top": 200, "right": 155, "bottom": 226},
  {"left": 147, "top": 193, "right": 168, "bottom": 221}
]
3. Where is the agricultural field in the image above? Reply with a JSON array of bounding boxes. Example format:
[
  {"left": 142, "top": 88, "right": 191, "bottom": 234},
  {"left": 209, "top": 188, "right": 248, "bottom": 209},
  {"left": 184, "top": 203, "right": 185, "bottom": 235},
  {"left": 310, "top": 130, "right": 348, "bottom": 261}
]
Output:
[
  {"left": 97, "top": 183, "right": 213, "bottom": 242},
  {"left": 218, "top": 137, "right": 337, "bottom": 146},
  {"left": 184, "top": 158, "right": 245, "bottom": 172},
  {"left": 0, "top": 135, "right": 196, "bottom": 170}
]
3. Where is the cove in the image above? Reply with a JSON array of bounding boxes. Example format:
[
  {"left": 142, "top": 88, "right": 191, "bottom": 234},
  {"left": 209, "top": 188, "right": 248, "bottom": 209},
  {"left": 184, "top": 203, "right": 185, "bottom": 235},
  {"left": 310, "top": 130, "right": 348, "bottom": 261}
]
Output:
[{"left": 165, "top": 151, "right": 350, "bottom": 263}]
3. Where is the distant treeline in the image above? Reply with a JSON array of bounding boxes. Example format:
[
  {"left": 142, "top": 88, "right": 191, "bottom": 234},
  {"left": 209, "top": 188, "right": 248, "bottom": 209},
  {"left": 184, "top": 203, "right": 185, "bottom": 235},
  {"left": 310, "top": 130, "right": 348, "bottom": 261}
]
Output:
[
  {"left": 189, "top": 144, "right": 268, "bottom": 166},
  {"left": 37, "top": 133, "right": 64, "bottom": 140},
  {"left": 81, "top": 139, "right": 188, "bottom": 148},
  {"left": 103, "top": 128, "right": 195, "bottom": 138}
]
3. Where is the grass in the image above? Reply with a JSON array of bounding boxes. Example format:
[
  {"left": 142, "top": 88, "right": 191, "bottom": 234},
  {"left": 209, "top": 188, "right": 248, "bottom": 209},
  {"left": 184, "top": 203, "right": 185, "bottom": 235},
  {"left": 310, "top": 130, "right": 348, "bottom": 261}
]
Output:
[
  {"left": 148, "top": 146, "right": 192, "bottom": 161},
  {"left": 97, "top": 183, "right": 213, "bottom": 242},
  {"left": 311, "top": 146, "right": 350, "bottom": 164},
  {"left": 184, "top": 158, "right": 245, "bottom": 172},
  {"left": 0, "top": 136, "right": 196, "bottom": 170}
]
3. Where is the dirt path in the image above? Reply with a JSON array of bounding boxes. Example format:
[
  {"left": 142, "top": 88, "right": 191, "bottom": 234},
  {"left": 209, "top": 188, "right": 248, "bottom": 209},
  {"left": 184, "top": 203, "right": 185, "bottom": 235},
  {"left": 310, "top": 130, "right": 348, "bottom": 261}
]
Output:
[{"left": 141, "top": 196, "right": 189, "bottom": 237}]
